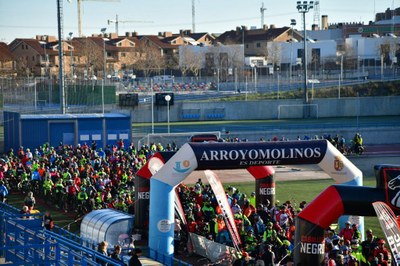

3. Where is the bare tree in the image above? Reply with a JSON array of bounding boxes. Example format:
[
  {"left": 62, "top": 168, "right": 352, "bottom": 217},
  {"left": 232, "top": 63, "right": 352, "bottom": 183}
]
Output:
[
  {"left": 266, "top": 42, "right": 282, "bottom": 67},
  {"left": 179, "top": 46, "right": 203, "bottom": 78},
  {"left": 134, "top": 41, "right": 166, "bottom": 77},
  {"left": 78, "top": 39, "right": 103, "bottom": 77}
]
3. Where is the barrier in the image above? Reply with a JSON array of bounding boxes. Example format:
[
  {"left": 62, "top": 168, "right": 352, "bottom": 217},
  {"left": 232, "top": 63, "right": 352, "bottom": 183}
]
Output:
[
  {"left": 0, "top": 203, "right": 124, "bottom": 265},
  {"left": 148, "top": 140, "right": 363, "bottom": 265}
]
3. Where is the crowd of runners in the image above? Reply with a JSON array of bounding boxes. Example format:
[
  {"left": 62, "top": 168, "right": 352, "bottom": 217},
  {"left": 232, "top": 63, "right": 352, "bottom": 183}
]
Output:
[{"left": 0, "top": 131, "right": 382, "bottom": 266}]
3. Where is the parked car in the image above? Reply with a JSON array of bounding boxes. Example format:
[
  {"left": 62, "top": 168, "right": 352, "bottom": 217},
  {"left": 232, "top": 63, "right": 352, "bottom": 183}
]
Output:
[{"left": 189, "top": 134, "right": 220, "bottom": 143}]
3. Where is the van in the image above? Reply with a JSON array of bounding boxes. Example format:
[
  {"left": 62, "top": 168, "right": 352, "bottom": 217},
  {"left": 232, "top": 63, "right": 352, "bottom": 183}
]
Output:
[{"left": 189, "top": 134, "right": 219, "bottom": 143}]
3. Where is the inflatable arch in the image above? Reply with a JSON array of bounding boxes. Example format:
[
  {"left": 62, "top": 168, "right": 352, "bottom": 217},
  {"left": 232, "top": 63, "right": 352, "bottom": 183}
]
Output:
[
  {"left": 148, "top": 140, "right": 363, "bottom": 265},
  {"left": 134, "top": 152, "right": 275, "bottom": 235}
]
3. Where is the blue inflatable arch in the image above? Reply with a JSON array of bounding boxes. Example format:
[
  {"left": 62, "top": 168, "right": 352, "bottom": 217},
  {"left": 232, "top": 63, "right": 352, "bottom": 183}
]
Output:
[{"left": 148, "top": 140, "right": 363, "bottom": 265}]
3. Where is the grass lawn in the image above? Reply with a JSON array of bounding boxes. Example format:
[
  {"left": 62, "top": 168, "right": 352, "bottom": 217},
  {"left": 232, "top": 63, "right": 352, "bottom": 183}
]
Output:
[{"left": 222, "top": 177, "right": 384, "bottom": 238}]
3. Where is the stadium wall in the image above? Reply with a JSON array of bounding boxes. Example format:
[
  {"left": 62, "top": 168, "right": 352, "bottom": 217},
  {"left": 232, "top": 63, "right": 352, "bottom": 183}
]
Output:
[{"left": 131, "top": 96, "right": 400, "bottom": 122}]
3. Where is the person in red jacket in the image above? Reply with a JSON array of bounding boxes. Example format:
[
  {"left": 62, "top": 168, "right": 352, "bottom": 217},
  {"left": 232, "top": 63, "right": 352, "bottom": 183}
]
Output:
[
  {"left": 187, "top": 217, "right": 198, "bottom": 233},
  {"left": 373, "top": 239, "right": 391, "bottom": 266},
  {"left": 339, "top": 221, "right": 353, "bottom": 242}
]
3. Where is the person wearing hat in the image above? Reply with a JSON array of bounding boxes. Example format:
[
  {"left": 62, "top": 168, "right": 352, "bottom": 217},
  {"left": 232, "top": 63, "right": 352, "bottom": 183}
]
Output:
[
  {"left": 276, "top": 239, "right": 292, "bottom": 265},
  {"left": 339, "top": 221, "right": 353, "bottom": 242},
  {"left": 249, "top": 192, "right": 256, "bottom": 208},
  {"left": 263, "top": 221, "right": 282, "bottom": 245},
  {"left": 361, "top": 229, "right": 379, "bottom": 263},
  {"left": 372, "top": 239, "right": 391, "bottom": 266}
]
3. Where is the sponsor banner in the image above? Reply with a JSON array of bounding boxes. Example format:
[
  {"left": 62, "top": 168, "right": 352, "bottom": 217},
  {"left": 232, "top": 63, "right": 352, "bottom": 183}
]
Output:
[
  {"left": 190, "top": 140, "right": 327, "bottom": 170},
  {"left": 381, "top": 167, "right": 400, "bottom": 210},
  {"left": 257, "top": 178, "right": 276, "bottom": 208},
  {"left": 189, "top": 232, "right": 239, "bottom": 263},
  {"left": 294, "top": 217, "right": 326, "bottom": 265},
  {"left": 205, "top": 170, "right": 242, "bottom": 250},
  {"left": 373, "top": 201, "right": 400, "bottom": 265},
  {"left": 152, "top": 143, "right": 198, "bottom": 187}
]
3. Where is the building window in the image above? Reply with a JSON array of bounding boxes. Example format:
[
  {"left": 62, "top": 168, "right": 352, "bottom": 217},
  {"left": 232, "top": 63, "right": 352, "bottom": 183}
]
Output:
[
  {"left": 121, "top": 52, "right": 126, "bottom": 57},
  {"left": 256, "top": 43, "right": 261, "bottom": 48},
  {"left": 32, "top": 56, "right": 35, "bottom": 61}
]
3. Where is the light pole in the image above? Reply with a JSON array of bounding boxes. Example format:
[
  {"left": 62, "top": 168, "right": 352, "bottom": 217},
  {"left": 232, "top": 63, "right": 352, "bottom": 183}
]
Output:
[
  {"left": 151, "top": 79, "right": 154, "bottom": 134},
  {"left": 69, "top": 32, "right": 73, "bottom": 80},
  {"left": 165, "top": 94, "right": 171, "bottom": 134},
  {"left": 100, "top": 28, "right": 107, "bottom": 114},
  {"left": 296, "top": 1, "right": 314, "bottom": 105},
  {"left": 100, "top": 28, "right": 107, "bottom": 79},
  {"left": 290, "top": 19, "right": 296, "bottom": 87}
]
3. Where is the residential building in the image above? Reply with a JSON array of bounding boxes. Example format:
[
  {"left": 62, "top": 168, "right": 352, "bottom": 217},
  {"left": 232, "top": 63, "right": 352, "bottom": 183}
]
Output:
[{"left": 0, "top": 42, "right": 16, "bottom": 76}]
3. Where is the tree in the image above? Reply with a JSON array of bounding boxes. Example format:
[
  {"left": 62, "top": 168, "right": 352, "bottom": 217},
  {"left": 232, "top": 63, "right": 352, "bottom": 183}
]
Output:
[
  {"left": 266, "top": 42, "right": 282, "bottom": 67},
  {"left": 133, "top": 40, "right": 166, "bottom": 78},
  {"left": 78, "top": 38, "right": 103, "bottom": 78},
  {"left": 179, "top": 46, "right": 203, "bottom": 78}
]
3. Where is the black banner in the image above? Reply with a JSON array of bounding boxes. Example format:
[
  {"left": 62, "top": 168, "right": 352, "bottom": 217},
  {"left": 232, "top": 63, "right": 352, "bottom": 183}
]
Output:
[{"left": 190, "top": 140, "right": 327, "bottom": 170}]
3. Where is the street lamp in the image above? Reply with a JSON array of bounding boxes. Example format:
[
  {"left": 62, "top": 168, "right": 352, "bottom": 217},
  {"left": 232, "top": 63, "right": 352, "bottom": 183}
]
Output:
[
  {"left": 100, "top": 28, "right": 107, "bottom": 114},
  {"left": 68, "top": 32, "right": 73, "bottom": 79},
  {"left": 165, "top": 94, "right": 171, "bottom": 134},
  {"left": 100, "top": 28, "right": 107, "bottom": 78},
  {"left": 290, "top": 19, "right": 296, "bottom": 86},
  {"left": 296, "top": 1, "right": 314, "bottom": 105}
]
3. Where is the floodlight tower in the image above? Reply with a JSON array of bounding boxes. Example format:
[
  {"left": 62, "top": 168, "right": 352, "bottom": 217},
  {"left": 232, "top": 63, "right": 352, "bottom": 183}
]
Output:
[
  {"left": 313, "top": 1, "right": 320, "bottom": 29},
  {"left": 297, "top": 1, "right": 314, "bottom": 106}
]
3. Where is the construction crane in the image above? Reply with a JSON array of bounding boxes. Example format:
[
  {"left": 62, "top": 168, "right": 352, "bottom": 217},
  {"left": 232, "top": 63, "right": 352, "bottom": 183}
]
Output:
[
  {"left": 107, "top": 15, "right": 153, "bottom": 36},
  {"left": 67, "top": 0, "right": 120, "bottom": 37},
  {"left": 260, "top": 2, "right": 267, "bottom": 28},
  {"left": 192, "top": 0, "right": 196, "bottom": 33},
  {"left": 313, "top": 0, "right": 320, "bottom": 29}
]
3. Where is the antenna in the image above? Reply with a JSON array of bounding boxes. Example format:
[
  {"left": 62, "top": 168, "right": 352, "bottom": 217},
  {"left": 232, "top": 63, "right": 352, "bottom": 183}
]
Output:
[
  {"left": 260, "top": 2, "right": 267, "bottom": 28},
  {"left": 192, "top": 0, "right": 196, "bottom": 33},
  {"left": 313, "top": 1, "right": 320, "bottom": 29}
]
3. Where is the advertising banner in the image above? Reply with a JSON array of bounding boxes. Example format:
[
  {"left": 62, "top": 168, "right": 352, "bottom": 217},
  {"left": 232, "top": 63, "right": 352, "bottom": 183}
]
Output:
[
  {"left": 205, "top": 170, "right": 241, "bottom": 251},
  {"left": 373, "top": 201, "right": 400, "bottom": 265},
  {"left": 190, "top": 140, "right": 327, "bottom": 170},
  {"left": 189, "top": 233, "right": 239, "bottom": 263}
]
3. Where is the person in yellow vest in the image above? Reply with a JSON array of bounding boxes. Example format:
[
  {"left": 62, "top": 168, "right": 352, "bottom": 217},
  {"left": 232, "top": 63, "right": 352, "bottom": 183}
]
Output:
[{"left": 249, "top": 191, "right": 256, "bottom": 208}]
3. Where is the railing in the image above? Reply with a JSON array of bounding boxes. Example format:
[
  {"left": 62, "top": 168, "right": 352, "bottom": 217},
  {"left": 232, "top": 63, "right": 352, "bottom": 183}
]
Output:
[
  {"left": 0, "top": 204, "right": 124, "bottom": 266},
  {"left": 0, "top": 202, "right": 192, "bottom": 266}
]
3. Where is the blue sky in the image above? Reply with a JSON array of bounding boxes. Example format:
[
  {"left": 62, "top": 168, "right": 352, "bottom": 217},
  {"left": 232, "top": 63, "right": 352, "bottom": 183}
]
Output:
[{"left": 0, "top": 0, "right": 396, "bottom": 43}]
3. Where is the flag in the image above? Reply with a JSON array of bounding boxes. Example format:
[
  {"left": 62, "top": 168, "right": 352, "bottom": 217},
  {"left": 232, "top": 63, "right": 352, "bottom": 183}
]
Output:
[
  {"left": 372, "top": 201, "right": 400, "bottom": 265},
  {"left": 205, "top": 170, "right": 241, "bottom": 252}
]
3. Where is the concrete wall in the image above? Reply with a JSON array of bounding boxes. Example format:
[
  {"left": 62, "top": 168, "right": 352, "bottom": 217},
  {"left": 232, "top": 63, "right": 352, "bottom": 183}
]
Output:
[{"left": 131, "top": 96, "right": 400, "bottom": 123}]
